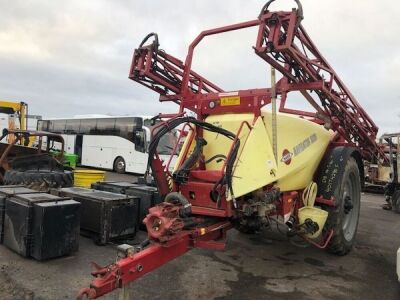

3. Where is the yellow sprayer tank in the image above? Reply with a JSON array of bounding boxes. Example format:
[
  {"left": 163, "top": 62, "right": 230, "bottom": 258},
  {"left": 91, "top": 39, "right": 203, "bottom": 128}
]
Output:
[{"left": 197, "top": 110, "right": 332, "bottom": 199}]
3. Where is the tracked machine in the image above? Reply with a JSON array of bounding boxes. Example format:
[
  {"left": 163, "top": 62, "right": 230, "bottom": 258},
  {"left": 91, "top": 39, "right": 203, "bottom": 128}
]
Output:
[{"left": 79, "top": 1, "right": 387, "bottom": 298}]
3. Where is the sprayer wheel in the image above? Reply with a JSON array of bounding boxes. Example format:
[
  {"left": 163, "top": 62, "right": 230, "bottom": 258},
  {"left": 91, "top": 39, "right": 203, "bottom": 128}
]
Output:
[{"left": 319, "top": 157, "right": 361, "bottom": 256}]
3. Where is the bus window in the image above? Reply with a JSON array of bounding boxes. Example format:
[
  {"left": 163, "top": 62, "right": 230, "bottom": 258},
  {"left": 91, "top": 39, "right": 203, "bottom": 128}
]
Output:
[
  {"left": 66, "top": 119, "right": 80, "bottom": 134},
  {"left": 115, "top": 118, "right": 133, "bottom": 140},
  {"left": 37, "top": 120, "right": 50, "bottom": 131},
  {"left": 144, "top": 120, "right": 178, "bottom": 155},
  {"left": 115, "top": 117, "right": 141, "bottom": 141},
  {"left": 80, "top": 119, "right": 97, "bottom": 134},
  {"left": 52, "top": 120, "right": 67, "bottom": 133},
  {"left": 95, "top": 118, "right": 116, "bottom": 135},
  {"left": 157, "top": 131, "right": 178, "bottom": 155}
]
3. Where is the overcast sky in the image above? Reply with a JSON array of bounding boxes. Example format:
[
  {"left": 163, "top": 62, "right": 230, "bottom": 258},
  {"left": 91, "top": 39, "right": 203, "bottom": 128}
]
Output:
[{"left": 0, "top": 0, "right": 399, "bottom": 134}]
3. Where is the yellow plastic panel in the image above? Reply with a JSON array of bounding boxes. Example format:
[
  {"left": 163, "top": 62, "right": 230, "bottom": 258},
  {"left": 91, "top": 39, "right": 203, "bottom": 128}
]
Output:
[
  {"left": 203, "top": 113, "right": 254, "bottom": 171},
  {"left": 231, "top": 117, "right": 277, "bottom": 198},
  {"left": 176, "top": 110, "right": 332, "bottom": 198},
  {"left": 261, "top": 110, "right": 332, "bottom": 191}
]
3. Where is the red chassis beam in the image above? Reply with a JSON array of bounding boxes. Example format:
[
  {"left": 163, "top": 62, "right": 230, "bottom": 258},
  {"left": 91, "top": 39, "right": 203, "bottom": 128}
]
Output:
[{"left": 78, "top": 221, "right": 231, "bottom": 299}]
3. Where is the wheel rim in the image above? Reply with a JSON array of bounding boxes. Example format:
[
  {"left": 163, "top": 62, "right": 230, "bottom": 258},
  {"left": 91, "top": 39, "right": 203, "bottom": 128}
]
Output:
[
  {"left": 117, "top": 160, "right": 125, "bottom": 171},
  {"left": 342, "top": 171, "right": 360, "bottom": 241}
]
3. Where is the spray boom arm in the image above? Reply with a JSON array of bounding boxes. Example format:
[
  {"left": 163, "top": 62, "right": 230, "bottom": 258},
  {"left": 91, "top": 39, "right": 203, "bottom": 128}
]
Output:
[{"left": 130, "top": 1, "right": 385, "bottom": 161}]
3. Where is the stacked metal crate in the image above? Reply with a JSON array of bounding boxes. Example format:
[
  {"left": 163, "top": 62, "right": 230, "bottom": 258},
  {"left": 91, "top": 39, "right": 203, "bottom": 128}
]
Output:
[
  {"left": 91, "top": 181, "right": 162, "bottom": 229},
  {"left": 0, "top": 186, "right": 41, "bottom": 245},
  {"left": 0, "top": 187, "right": 80, "bottom": 260},
  {"left": 55, "top": 187, "right": 139, "bottom": 244}
]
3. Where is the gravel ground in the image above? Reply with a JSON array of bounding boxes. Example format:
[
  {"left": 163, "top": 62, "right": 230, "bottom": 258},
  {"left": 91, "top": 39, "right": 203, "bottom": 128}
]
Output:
[{"left": 0, "top": 267, "right": 36, "bottom": 300}]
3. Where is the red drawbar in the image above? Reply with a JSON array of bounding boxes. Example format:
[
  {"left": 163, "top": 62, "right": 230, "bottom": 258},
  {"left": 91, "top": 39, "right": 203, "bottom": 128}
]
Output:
[{"left": 77, "top": 222, "right": 231, "bottom": 299}]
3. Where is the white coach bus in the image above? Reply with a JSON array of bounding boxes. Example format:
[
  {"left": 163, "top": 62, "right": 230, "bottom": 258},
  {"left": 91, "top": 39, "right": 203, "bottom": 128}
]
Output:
[{"left": 37, "top": 116, "right": 177, "bottom": 174}]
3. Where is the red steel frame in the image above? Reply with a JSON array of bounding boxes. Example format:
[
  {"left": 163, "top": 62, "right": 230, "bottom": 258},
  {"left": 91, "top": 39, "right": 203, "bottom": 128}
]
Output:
[
  {"left": 130, "top": 8, "right": 385, "bottom": 161},
  {"left": 79, "top": 3, "right": 385, "bottom": 299}
]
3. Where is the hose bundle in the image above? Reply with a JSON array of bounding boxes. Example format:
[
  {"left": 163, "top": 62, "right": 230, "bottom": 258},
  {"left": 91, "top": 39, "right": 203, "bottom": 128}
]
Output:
[
  {"left": 302, "top": 181, "right": 318, "bottom": 207},
  {"left": 148, "top": 116, "right": 240, "bottom": 199}
]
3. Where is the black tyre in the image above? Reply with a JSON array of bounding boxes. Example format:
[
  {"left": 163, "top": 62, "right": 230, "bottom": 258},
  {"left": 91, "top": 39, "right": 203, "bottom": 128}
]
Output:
[
  {"left": 317, "top": 156, "right": 361, "bottom": 255},
  {"left": 114, "top": 157, "right": 126, "bottom": 174},
  {"left": 3, "top": 170, "right": 73, "bottom": 191}
]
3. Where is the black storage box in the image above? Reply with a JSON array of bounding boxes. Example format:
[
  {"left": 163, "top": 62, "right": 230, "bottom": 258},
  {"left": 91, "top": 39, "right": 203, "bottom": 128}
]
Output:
[
  {"left": 137, "top": 176, "right": 156, "bottom": 187},
  {"left": 91, "top": 181, "right": 139, "bottom": 194},
  {"left": 50, "top": 187, "right": 94, "bottom": 197},
  {"left": 0, "top": 186, "right": 40, "bottom": 197},
  {"left": 0, "top": 185, "right": 40, "bottom": 245},
  {"left": 3, "top": 193, "right": 79, "bottom": 259},
  {"left": 125, "top": 185, "right": 162, "bottom": 229},
  {"left": 4, "top": 197, "right": 32, "bottom": 256},
  {"left": 31, "top": 200, "right": 80, "bottom": 260},
  {"left": 57, "top": 188, "right": 139, "bottom": 244}
]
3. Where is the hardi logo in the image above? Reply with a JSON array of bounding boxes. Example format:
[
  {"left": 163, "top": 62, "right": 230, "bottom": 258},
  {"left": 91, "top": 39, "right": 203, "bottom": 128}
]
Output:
[{"left": 281, "top": 149, "right": 293, "bottom": 165}]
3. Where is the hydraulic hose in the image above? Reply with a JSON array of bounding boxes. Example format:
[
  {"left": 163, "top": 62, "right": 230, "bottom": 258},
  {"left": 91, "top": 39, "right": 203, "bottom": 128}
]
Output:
[
  {"left": 204, "top": 154, "right": 226, "bottom": 165},
  {"left": 260, "top": 0, "right": 303, "bottom": 27},
  {"left": 147, "top": 116, "right": 240, "bottom": 200},
  {"left": 178, "top": 137, "right": 207, "bottom": 172},
  {"left": 138, "top": 32, "right": 160, "bottom": 70},
  {"left": 165, "top": 192, "right": 192, "bottom": 218},
  {"left": 139, "top": 32, "right": 159, "bottom": 49},
  {"left": 302, "top": 182, "right": 317, "bottom": 207}
]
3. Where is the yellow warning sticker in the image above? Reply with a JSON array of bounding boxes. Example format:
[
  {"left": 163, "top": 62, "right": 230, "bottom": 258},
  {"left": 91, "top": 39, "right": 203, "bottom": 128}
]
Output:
[{"left": 220, "top": 96, "right": 241, "bottom": 106}]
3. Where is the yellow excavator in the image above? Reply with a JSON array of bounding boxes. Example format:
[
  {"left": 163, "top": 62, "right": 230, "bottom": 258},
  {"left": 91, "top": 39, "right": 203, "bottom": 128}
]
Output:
[{"left": 0, "top": 100, "right": 28, "bottom": 144}]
